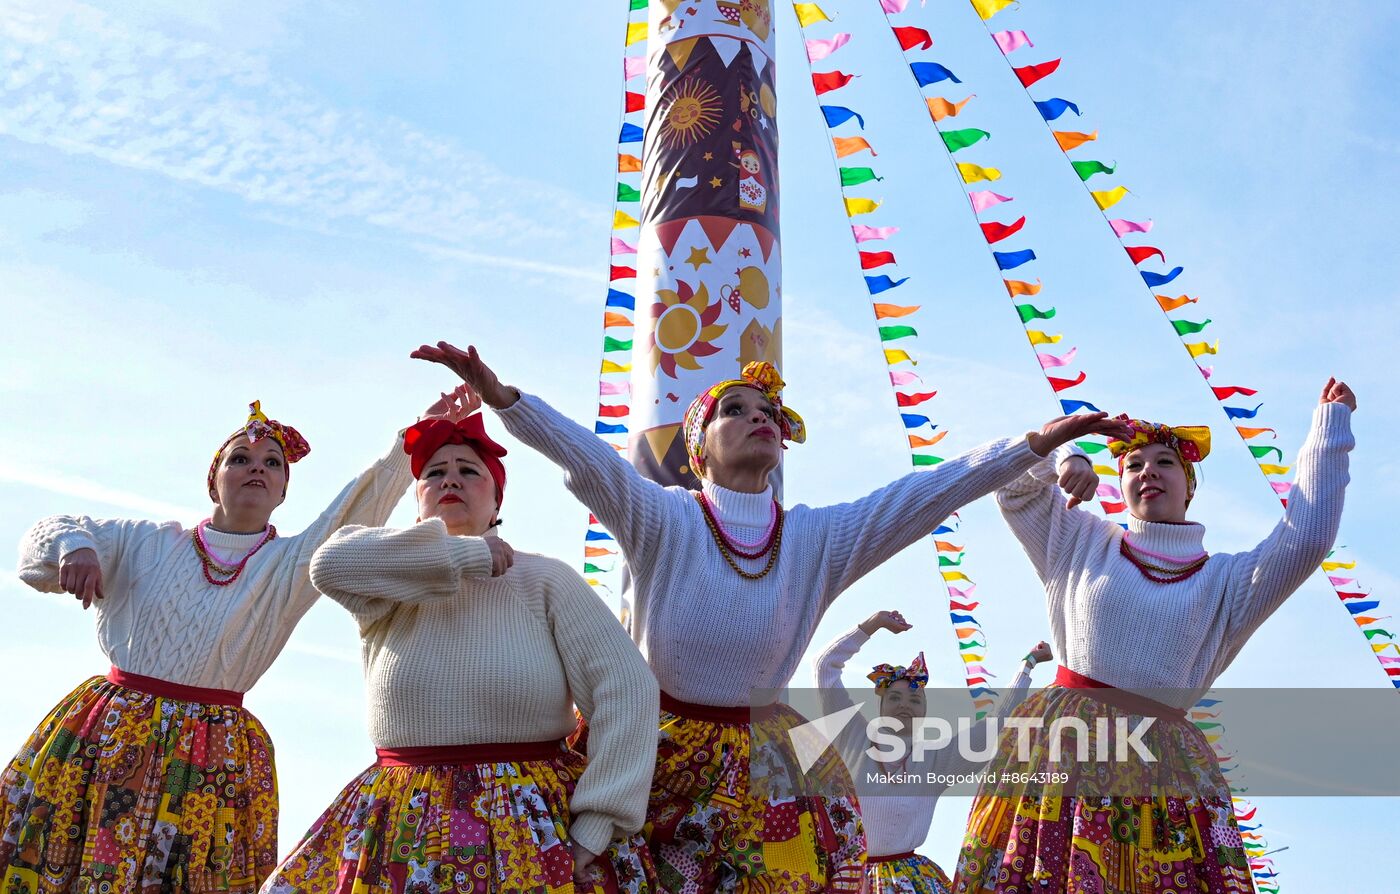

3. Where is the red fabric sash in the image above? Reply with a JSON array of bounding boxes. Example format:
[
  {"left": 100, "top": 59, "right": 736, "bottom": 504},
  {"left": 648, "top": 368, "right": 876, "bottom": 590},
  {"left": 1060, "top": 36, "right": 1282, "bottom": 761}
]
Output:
[
  {"left": 374, "top": 740, "right": 564, "bottom": 766},
  {"left": 660, "top": 691, "right": 761, "bottom": 725},
  {"left": 1053, "top": 666, "right": 1186, "bottom": 721},
  {"left": 106, "top": 666, "right": 243, "bottom": 707},
  {"left": 867, "top": 851, "right": 917, "bottom": 864}
]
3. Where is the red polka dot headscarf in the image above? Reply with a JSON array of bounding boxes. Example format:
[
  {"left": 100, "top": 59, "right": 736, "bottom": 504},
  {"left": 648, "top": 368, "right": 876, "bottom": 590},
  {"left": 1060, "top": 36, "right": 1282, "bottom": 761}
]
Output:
[
  {"left": 681, "top": 362, "right": 806, "bottom": 475},
  {"left": 1107, "top": 415, "right": 1211, "bottom": 497},
  {"left": 206, "top": 401, "right": 310, "bottom": 501}
]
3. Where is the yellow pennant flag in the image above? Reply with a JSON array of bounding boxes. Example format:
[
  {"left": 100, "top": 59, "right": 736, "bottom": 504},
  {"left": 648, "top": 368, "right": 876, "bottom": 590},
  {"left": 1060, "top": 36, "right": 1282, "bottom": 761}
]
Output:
[
  {"left": 1322, "top": 560, "right": 1357, "bottom": 572},
  {"left": 833, "top": 136, "right": 876, "bottom": 158},
  {"left": 1026, "top": 330, "right": 1062, "bottom": 345},
  {"left": 970, "top": 0, "right": 1016, "bottom": 20},
  {"left": 1155, "top": 293, "right": 1197, "bottom": 312},
  {"left": 957, "top": 162, "right": 1001, "bottom": 183},
  {"left": 601, "top": 359, "right": 632, "bottom": 373},
  {"left": 874, "top": 303, "right": 920, "bottom": 318},
  {"left": 844, "top": 197, "right": 881, "bottom": 216},
  {"left": 1003, "top": 278, "right": 1041, "bottom": 296},
  {"left": 927, "top": 95, "right": 975, "bottom": 121},
  {"left": 1185, "top": 340, "right": 1219, "bottom": 357},
  {"left": 1053, "top": 130, "right": 1098, "bottom": 151},
  {"left": 794, "top": 2, "right": 833, "bottom": 26},
  {"left": 1091, "top": 185, "right": 1129, "bottom": 210},
  {"left": 884, "top": 349, "right": 915, "bottom": 365},
  {"left": 1373, "top": 643, "right": 1399, "bottom": 654},
  {"left": 613, "top": 210, "right": 640, "bottom": 230},
  {"left": 626, "top": 22, "right": 647, "bottom": 45},
  {"left": 909, "top": 431, "right": 948, "bottom": 448},
  {"left": 1258, "top": 464, "right": 1291, "bottom": 476},
  {"left": 1092, "top": 464, "right": 1117, "bottom": 477},
  {"left": 942, "top": 571, "right": 972, "bottom": 582},
  {"left": 618, "top": 154, "right": 642, "bottom": 173}
]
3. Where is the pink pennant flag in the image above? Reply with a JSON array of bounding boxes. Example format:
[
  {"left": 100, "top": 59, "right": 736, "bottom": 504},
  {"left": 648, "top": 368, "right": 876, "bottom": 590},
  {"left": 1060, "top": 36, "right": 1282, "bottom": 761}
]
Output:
[
  {"left": 1109, "top": 218, "right": 1154, "bottom": 237},
  {"left": 806, "top": 33, "right": 852, "bottom": 61},
  {"left": 968, "top": 190, "right": 1013, "bottom": 213},
  {"left": 1329, "top": 576, "right": 1356, "bottom": 586},
  {"left": 889, "top": 370, "right": 922, "bottom": 385},
  {"left": 1198, "top": 365, "right": 1214, "bottom": 379},
  {"left": 880, "top": 0, "right": 908, "bottom": 11},
  {"left": 992, "top": 29, "right": 1033, "bottom": 54},
  {"left": 610, "top": 237, "right": 637, "bottom": 255},
  {"left": 853, "top": 224, "right": 900, "bottom": 242},
  {"left": 623, "top": 55, "right": 646, "bottom": 80},
  {"left": 1271, "top": 481, "right": 1292, "bottom": 494},
  {"left": 598, "top": 381, "right": 632, "bottom": 395},
  {"left": 947, "top": 584, "right": 976, "bottom": 598},
  {"left": 964, "top": 664, "right": 995, "bottom": 677},
  {"left": 1096, "top": 483, "right": 1123, "bottom": 500},
  {"left": 1037, "top": 346, "right": 1078, "bottom": 368},
  {"left": 1379, "top": 656, "right": 1400, "bottom": 665}
]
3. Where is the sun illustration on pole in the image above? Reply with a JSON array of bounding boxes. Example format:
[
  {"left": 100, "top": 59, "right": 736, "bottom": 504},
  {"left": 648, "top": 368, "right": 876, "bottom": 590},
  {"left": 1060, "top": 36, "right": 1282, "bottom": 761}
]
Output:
[
  {"left": 659, "top": 77, "right": 724, "bottom": 150},
  {"left": 649, "top": 280, "right": 727, "bottom": 378}
]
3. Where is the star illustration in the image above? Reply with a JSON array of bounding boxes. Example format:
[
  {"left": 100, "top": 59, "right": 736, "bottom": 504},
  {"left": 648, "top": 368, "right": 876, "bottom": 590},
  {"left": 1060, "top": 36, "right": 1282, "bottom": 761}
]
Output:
[
  {"left": 709, "top": 176, "right": 723, "bottom": 188},
  {"left": 684, "top": 246, "right": 711, "bottom": 270},
  {"left": 652, "top": 268, "right": 661, "bottom": 278},
  {"left": 738, "top": 247, "right": 752, "bottom": 258},
  {"left": 703, "top": 151, "right": 714, "bottom": 161}
]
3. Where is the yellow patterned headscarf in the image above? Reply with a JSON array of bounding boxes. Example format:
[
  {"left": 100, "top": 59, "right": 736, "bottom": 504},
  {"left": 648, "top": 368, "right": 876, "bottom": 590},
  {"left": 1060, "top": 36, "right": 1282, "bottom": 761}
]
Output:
[
  {"left": 682, "top": 362, "right": 806, "bottom": 475},
  {"left": 207, "top": 401, "right": 310, "bottom": 501},
  {"left": 1107, "top": 415, "right": 1210, "bottom": 496}
]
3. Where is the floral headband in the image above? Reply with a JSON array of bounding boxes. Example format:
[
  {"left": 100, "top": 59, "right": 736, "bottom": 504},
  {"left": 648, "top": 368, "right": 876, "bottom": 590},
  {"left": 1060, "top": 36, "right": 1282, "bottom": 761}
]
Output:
[
  {"left": 682, "top": 361, "right": 806, "bottom": 475},
  {"left": 207, "top": 401, "right": 310, "bottom": 501},
  {"left": 1107, "top": 415, "right": 1210, "bottom": 496},
  {"left": 868, "top": 651, "right": 929, "bottom": 691}
]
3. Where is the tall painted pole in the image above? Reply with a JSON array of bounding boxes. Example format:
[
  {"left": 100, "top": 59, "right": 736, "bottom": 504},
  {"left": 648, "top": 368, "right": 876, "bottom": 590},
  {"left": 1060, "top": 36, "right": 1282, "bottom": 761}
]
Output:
[{"left": 630, "top": 0, "right": 782, "bottom": 491}]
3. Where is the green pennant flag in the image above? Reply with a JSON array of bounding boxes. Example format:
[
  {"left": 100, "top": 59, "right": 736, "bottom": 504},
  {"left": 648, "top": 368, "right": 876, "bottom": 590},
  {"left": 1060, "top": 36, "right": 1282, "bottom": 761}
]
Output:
[
  {"left": 839, "top": 166, "right": 883, "bottom": 186},
  {"left": 1016, "top": 303, "right": 1056, "bottom": 323},
  {"left": 937, "top": 555, "right": 962, "bottom": 567},
  {"left": 941, "top": 128, "right": 991, "bottom": 152},
  {"left": 1364, "top": 628, "right": 1395, "bottom": 640},
  {"left": 617, "top": 183, "right": 641, "bottom": 202},
  {"left": 583, "top": 563, "right": 608, "bottom": 574},
  {"left": 1071, "top": 159, "right": 1116, "bottom": 181},
  {"left": 603, "top": 337, "right": 633, "bottom": 352},
  {"left": 958, "top": 639, "right": 986, "bottom": 650},
  {"left": 1249, "top": 445, "right": 1283, "bottom": 462},
  {"left": 630, "top": 0, "right": 646, "bottom": 9},
  {"left": 912, "top": 454, "right": 944, "bottom": 466},
  {"left": 879, "top": 325, "right": 918, "bottom": 341},
  {"left": 1074, "top": 440, "right": 1111, "bottom": 453},
  {"left": 1171, "top": 318, "right": 1211, "bottom": 335}
]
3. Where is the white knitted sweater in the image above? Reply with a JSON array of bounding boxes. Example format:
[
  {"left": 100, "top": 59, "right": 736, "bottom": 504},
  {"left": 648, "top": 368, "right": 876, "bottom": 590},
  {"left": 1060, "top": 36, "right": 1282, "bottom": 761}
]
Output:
[
  {"left": 998, "top": 403, "right": 1353, "bottom": 704},
  {"left": 496, "top": 392, "right": 1040, "bottom": 707},
  {"left": 308, "top": 519, "right": 660, "bottom": 855},
  {"left": 16, "top": 439, "right": 413, "bottom": 692},
  {"left": 815, "top": 628, "right": 1032, "bottom": 858}
]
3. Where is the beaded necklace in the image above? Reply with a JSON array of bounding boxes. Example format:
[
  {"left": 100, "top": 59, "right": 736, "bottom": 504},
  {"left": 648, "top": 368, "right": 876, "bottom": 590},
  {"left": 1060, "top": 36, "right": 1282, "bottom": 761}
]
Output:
[
  {"left": 192, "top": 520, "right": 277, "bottom": 587},
  {"left": 694, "top": 492, "right": 784, "bottom": 580},
  {"left": 1118, "top": 536, "right": 1208, "bottom": 584},
  {"left": 696, "top": 491, "right": 779, "bottom": 557}
]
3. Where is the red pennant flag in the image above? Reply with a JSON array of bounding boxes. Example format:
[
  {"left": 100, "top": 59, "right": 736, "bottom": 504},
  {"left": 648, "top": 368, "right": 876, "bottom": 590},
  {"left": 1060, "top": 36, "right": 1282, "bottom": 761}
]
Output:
[
  {"left": 1125, "top": 245, "right": 1165, "bottom": 265},
  {"left": 597, "top": 404, "right": 629, "bottom": 418},
  {"left": 1047, "top": 371, "right": 1087, "bottom": 391},
  {"left": 859, "top": 250, "right": 897, "bottom": 269},
  {"left": 1212, "top": 385, "right": 1258, "bottom": 400},
  {"left": 1337, "top": 591, "right": 1369, "bottom": 600},
  {"left": 896, "top": 391, "right": 938, "bottom": 406},
  {"left": 1100, "top": 500, "right": 1126, "bottom": 514},
  {"left": 588, "top": 514, "right": 600, "bottom": 524},
  {"left": 950, "top": 600, "right": 980, "bottom": 611},
  {"left": 609, "top": 265, "right": 636, "bottom": 281},
  {"left": 1013, "top": 58, "right": 1061, "bottom": 87},
  {"left": 980, "top": 216, "right": 1027, "bottom": 244},
  {"left": 812, "top": 71, "right": 856, "bottom": 95},
  {"left": 965, "top": 676, "right": 988, "bottom": 685},
  {"left": 892, "top": 26, "right": 933, "bottom": 51},
  {"left": 625, "top": 91, "right": 645, "bottom": 113}
]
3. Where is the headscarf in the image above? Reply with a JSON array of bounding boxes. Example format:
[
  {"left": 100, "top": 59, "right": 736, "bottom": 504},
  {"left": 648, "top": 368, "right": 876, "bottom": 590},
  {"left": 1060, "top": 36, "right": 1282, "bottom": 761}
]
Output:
[
  {"left": 867, "top": 652, "right": 929, "bottom": 692},
  {"left": 682, "top": 361, "right": 806, "bottom": 475},
  {"left": 207, "top": 401, "right": 310, "bottom": 501},
  {"left": 1107, "top": 414, "right": 1211, "bottom": 497},
  {"left": 403, "top": 414, "right": 508, "bottom": 504}
]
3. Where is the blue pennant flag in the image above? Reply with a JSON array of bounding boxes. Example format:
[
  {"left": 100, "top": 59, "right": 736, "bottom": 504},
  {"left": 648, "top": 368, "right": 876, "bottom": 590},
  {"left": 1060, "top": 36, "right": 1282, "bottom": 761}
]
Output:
[
  {"left": 619, "top": 123, "right": 644, "bottom": 143},
  {"left": 865, "top": 274, "right": 909, "bottom": 294},
  {"left": 1060, "top": 399, "right": 1103, "bottom": 414},
  {"left": 1223, "top": 403, "right": 1264, "bottom": 420},
  {"left": 584, "top": 530, "right": 614, "bottom": 541},
  {"left": 994, "top": 249, "right": 1036, "bottom": 270},
  {"left": 1345, "top": 600, "right": 1381, "bottom": 614},
  {"left": 606, "top": 289, "right": 636, "bottom": 310},
  {"left": 910, "top": 62, "right": 961, "bottom": 87},
  {"left": 1034, "top": 98, "right": 1081, "bottom": 120},
  {"left": 821, "top": 105, "right": 866, "bottom": 129},
  {"left": 901, "top": 413, "right": 931, "bottom": 428},
  {"left": 594, "top": 422, "right": 628, "bottom": 434},
  {"left": 1141, "top": 266, "right": 1184, "bottom": 287}
]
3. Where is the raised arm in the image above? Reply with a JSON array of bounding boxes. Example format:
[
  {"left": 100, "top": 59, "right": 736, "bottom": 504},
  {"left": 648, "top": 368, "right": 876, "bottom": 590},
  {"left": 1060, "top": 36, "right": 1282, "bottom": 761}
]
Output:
[
  {"left": 1223, "top": 383, "right": 1356, "bottom": 650},
  {"left": 814, "top": 611, "right": 913, "bottom": 767},
  {"left": 18, "top": 515, "right": 168, "bottom": 608},
  {"left": 413, "top": 341, "right": 672, "bottom": 568},
  {"left": 995, "top": 443, "right": 1120, "bottom": 583},
  {"left": 544, "top": 561, "right": 660, "bottom": 858},
  {"left": 932, "top": 640, "right": 1050, "bottom": 778}
]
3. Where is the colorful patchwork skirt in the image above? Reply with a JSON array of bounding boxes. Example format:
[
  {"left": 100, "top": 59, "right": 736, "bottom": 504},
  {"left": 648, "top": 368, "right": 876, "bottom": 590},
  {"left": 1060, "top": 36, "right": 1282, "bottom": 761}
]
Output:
[
  {"left": 0, "top": 670, "right": 276, "bottom": 894},
  {"left": 864, "top": 853, "right": 951, "bottom": 894},
  {"left": 953, "top": 678, "right": 1254, "bottom": 894},
  {"left": 645, "top": 694, "right": 865, "bottom": 893},
  {"left": 262, "top": 741, "right": 656, "bottom": 894}
]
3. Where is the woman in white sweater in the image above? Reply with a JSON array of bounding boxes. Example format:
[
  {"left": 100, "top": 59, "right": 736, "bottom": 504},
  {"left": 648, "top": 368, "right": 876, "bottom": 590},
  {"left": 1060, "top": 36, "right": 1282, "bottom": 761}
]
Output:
[
  {"left": 411, "top": 341, "right": 1126, "bottom": 894},
  {"left": 4, "top": 400, "right": 414, "bottom": 894},
  {"left": 816, "top": 611, "right": 1049, "bottom": 894},
  {"left": 261, "top": 395, "right": 659, "bottom": 894},
  {"left": 955, "top": 379, "right": 1357, "bottom": 894}
]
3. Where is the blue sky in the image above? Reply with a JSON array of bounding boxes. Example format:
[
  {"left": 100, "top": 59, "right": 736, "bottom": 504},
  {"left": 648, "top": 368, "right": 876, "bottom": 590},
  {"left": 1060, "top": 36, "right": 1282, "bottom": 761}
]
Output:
[{"left": 1, "top": 0, "right": 1396, "bottom": 886}]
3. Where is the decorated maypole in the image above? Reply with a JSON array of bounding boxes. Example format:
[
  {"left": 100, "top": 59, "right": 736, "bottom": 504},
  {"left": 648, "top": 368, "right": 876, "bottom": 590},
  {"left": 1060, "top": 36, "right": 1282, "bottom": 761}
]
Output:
[{"left": 629, "top": 0, "right": 783, "bottom": 489}]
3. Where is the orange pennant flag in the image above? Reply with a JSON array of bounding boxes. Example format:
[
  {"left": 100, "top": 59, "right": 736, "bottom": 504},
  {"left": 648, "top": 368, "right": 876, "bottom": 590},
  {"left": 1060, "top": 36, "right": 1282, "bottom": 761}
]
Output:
[
  {"left": 1004, "top": 279, "right": 1042, "bottom": 297},
  {"left": 1053, "top": 130, "right": 1098, "bottom": 151},
  {"left": 926, "top": 95, "right": 974, "bottom": 121},
  {"left": 954, "top": 625, "right": 980, "bottom": 637},
  {"left": 934, "top": 540, "right": 964, "bottom": 552},
  {"left": 908, "top": 431, "right": 948, "bottom": 448},
  {"left": 833, "top": 136, "right": 877, "bottom": 158},
  {"left": 618, "top": 154, "right": 642, "bottom": 173},
  {"left": 1236, "top": 426, "right": 1276, "bottom": 440},
  {"left": 584, "top": 546, "right": 617, "bottom": 558},
  {"left": 603, "top": 312, "right": 631, "bottom": 328},
  {"left": 874, "top": 303, "right": 920, "bottom": 319},
  {"left": 1155, "top": 293, "right": 1198, "bottom": 312}
]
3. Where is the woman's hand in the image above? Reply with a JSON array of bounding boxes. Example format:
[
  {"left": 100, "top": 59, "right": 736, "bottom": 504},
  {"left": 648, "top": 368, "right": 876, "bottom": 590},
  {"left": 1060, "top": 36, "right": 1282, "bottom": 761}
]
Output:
[
  {"left": 1057, "top": 455, "right": 1099, "bottom": 510},
  {"left": 1027, "top": 641, "right": 1053, "bottom": 665},
  {"left": 859, "top": 609, "right": 912, "bottom": 636},
  {"left": 1319, "top": 377, "right": 1357, "bottom": 412},
  {"left": 486, "top": 537, "right": 515, "bottom": 577},
  {"left": 59, "top": 547, "right": 103, "bottom": 609},
  {"left": 422, "top": 384, "right": 480, "bottom": 423},
  {"left": 571, "top": 842, "right": 598, "bottom": 886},
  {"left": 411, "top": 342, "right": 519, "bottom": 409},
  {"left": 1025, "top": 412, "right": 1134, "bottom": 458}
]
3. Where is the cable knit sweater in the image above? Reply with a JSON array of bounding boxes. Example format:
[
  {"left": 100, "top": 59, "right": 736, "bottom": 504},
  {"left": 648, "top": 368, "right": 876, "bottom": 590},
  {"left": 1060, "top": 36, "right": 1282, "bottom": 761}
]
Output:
[
  {"left": 496, "top": 392, "right": 1041, "bottom": 707},
  {"left": 307, "top": 519, "right": 659, "bottom": 855},
  {"left": 16, "top": 439, "right": 413, "bottom": 692},
  {"left": 998, "top": 402, "right": 1353, "bottom": 705},
  {"left": 816, "top": 628, "right": 1033, "bottom": 857}
]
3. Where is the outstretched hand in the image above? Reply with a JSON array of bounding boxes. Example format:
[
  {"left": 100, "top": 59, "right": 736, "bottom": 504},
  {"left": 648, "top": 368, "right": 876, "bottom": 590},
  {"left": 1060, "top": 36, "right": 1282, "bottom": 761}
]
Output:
[
  {"left": 1025, "top": 412, "right": 1134, "bottom": 458},
  {"left": 421, "top": 383, "right": 480, "bottom": 423},
  {"left": 59, "top": 547, "right": 104, "bottom": 610},
  {"left": 859, "top": 609, "right": 912, "bottom": 636},
  {"left": 411, "top": 342, "right": 519, "bottom": 409},
  {"left": 1319, "top": 377, "right": 1357, "bottom": 412}
]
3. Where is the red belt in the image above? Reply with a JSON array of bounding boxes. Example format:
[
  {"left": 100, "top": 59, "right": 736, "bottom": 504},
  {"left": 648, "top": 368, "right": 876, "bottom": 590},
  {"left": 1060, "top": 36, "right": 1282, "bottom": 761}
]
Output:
[
  {"left": 868, "top": 851, "right": 917, "bottom": 864},
  {"left": 660, "top": 691, "right": 775, "bottom": 725},
  {"left": 375, "top": 740, "right": 564, "bottom": 766},
  {"left": 106, "top": 667, "right": 243, "bottom": 707},
  {"left": 1054, "top": 666, "right": 1186, "bottom": 721}
]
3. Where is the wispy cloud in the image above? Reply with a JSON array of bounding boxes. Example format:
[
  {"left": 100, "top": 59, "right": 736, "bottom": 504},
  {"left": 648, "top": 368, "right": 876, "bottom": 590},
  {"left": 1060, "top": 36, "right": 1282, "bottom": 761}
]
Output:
[{"left": 0, "top": 462, "right": 202, "bottom": 520}]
